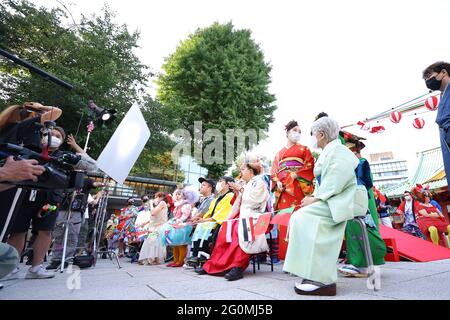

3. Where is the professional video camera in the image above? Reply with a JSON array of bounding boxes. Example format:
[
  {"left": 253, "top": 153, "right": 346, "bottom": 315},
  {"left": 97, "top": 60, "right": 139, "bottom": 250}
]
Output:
[{"left": 0, "top": 142, "right": 85, "bottom": 190}]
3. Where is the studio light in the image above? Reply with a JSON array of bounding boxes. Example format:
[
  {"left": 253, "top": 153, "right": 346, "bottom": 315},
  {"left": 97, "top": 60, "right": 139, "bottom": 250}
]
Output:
[{"left": 87, "top": 100, "right": 117, "bottom": 126}]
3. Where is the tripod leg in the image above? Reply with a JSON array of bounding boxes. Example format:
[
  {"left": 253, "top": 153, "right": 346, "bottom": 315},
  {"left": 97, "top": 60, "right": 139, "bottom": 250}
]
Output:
[{"left": 1, "top": 188, "right": 24, "bottom": 242}]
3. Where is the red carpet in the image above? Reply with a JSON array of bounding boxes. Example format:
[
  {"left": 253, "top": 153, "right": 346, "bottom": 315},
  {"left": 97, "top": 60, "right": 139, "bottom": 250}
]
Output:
[{"left": 380, "top": 225, "right": 450, "bottom": 262}]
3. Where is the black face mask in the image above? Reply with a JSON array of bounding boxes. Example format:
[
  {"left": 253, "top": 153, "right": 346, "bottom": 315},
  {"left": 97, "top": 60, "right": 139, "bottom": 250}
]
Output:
[{"left": 426, "top": 76, "right": 442, "bottom": 91}]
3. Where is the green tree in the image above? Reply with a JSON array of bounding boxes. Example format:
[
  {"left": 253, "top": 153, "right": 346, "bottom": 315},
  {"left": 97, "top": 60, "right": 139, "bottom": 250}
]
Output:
[
  {"left": 157, "top": 22, "right": 276, "bottom": 179},
  {"left": 0, "top": 0, "right": 175, "bottom": 176},
  {"left": 0, "top": 2, "right": 137, "bottom": 152}
]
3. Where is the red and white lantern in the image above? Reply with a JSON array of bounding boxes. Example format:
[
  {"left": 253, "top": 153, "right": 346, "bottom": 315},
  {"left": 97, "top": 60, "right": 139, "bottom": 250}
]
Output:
[
  {"left": 413, "top": 118, "right": 425, "bottom": 129},
  {"left": 425, "top": 96, "right": 440, "bottom": 111},
  {"left": 389, "top": 111, "right": 402, "bottom": 123},
  {"left": 357, "top": 121, "right": 370, "bottom": 131},
  {"left": 370, "top": 126, "right": 385, "bottom": 134}
]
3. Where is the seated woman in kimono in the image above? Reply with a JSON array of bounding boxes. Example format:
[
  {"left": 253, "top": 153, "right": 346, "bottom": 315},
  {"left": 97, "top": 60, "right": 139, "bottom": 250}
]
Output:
[
  {"left": 196, "top": 155, "right": 269, "bottom": 281},
  {"left": 283, "top": 116, "right": 360, "bottom": 296}
]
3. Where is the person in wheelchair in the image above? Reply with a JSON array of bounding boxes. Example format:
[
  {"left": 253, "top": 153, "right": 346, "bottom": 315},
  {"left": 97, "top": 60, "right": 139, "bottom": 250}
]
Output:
[{"left": 186, "top": 176, "right": 235, "bottom": 269}]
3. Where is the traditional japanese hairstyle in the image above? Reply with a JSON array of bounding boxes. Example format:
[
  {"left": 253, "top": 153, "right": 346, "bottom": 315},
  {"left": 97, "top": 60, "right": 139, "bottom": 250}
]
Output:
[
  {"left": 314, "top": 112, "right": 329, "bottom": 121},
  {"left": 182, "top": 185, "right": 200, "bottom": 205},
  {"left": 285, "top": 120, "right": 299, "bottom": 132},
  {"left": 411, "top": 184, "right": 429, "bottom": 203},
  {"left": 243, "top": 153, "right": 263, "bottom": 175}
]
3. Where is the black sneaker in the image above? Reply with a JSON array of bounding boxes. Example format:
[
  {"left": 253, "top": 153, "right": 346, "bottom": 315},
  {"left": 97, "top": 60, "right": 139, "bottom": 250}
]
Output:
[
  {"left": 46, "top": 261, "right": 68, "bottom": 270},
  {"left": 224, "top": 267, "right": 243, "bottom": 281},
  {"left": 186, "top": 256, "right": 199, "bottom": 263},
  {"left": 194, "top": 267, "right": 207, "bottom": 275}
]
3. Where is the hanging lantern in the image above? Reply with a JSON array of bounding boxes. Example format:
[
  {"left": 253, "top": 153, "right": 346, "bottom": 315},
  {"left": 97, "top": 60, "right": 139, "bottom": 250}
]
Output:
[
  {"left": 425, "top": 96, "right": 440, "bottom": 111},
  {"left": 370, "top": 125, "right": 385, "bottom": 134},
  {"left": 357, "top": 121, "right": 370, "bottom": 131},
  {"left": 413, "top": 118, "right": 425, "bottom": 129},
  {"left": 389, "top": 111, "right": 402, "bottom": 123}
]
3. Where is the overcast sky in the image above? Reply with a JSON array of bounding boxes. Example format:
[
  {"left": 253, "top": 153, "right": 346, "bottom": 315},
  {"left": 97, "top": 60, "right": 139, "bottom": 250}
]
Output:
[{"left": 35, "top": 0, "right": 450, "bottom": 175}]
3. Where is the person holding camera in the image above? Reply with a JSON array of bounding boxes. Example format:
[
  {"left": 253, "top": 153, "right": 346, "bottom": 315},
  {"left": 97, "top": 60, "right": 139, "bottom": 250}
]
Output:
[
  {"left": 46, "top": 177, "right": 103, "bottom": 270},
  {"left": 0, "top": 102, "right": 62, "bottom": 152},
  {"left": 3, "top": 126, "right": 67, "bottom": 280},
  {"left": 0, "top": 157, "right": 45, "bottom": 288}
]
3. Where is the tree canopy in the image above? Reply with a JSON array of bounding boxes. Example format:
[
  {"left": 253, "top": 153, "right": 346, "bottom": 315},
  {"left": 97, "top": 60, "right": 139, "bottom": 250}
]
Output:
[
  {"left": 0, "top": 0, "right": 178, "bottom": 177},
  {"left": 157, "top": 22, "right": 276, "bottom": 178}
]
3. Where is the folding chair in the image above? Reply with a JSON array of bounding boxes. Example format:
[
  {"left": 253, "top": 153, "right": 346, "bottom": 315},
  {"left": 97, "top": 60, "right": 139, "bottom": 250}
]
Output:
[
  {"left": 250, "top": 231, "right": 274, "bottom": 273},
  {"left": 352, "top": 215, "right": 377, "bottom": 291}
]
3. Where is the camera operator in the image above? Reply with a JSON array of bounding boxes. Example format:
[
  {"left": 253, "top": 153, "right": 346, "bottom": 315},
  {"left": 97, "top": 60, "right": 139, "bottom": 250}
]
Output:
[
  {"left": 0, "top": 157, "right": 45, "bottom": 287},
  {"left": 0, "top": 102, "right": 62, "bottom": 151},
  {"left": 4, "top": 125, "right": 98, "bottom": 279},
  {"left": 76, "top": 189, "right": 104, "bottom": 256},
  {"left": 46, "top": 177, "right": 104, "bottom": 270},
  {"left": 3, "top": 127, "right": 67, "bottom": 279}
]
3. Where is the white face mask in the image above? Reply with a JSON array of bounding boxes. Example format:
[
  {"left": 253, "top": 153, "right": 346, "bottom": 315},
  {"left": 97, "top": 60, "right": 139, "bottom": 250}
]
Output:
[
  {"left": 216, "top": 182, "right": 224, "bottom": 193},
  {"left": 288, "top": 131, "right": 301, "bottom": 142},
  {"left": 405, "top": 196, "right": 411, "bottom": 201},
  {"left": 310, "top": 134, "right": 319, "bottom": 149},
  {"left": 42, "top": 135, "right": 62, "bottom": 149}
]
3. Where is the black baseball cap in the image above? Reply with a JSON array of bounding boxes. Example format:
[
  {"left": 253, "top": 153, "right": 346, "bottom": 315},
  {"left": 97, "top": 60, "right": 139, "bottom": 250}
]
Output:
[
  {"left": 198, "top": 177, "right": 216, "bottom": 189},
  {"left": 220, "top": 176, "right": 235, "bottom": 183}
]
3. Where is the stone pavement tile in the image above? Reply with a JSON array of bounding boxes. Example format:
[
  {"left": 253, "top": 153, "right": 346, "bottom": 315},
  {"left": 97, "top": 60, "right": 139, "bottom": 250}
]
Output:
[
  {"left": 238, "top": 276, "right": 379, "bottom": 300},
  {"left": 152, "top": 277, "right": 286, "bottom": 299},
  {"left": 357, "top": 271, "right": 450, "bottom": 300},
  {"left": 1, "top": 283, "right": 161, "bottom": 300},
  {"left": 381, "top": 261, "right": 450, "bottom": 272},
  {"left": 367, "top": 266, "right": 445, "bottom": 287},
  {"left": 167, "top": 288, "right": 273, "bottom": 300}
]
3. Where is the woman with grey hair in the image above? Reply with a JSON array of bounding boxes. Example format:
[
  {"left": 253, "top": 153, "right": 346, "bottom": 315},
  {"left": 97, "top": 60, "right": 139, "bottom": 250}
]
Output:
[{"left": 283, "top": 116, "right": 360, "bottom": 296}]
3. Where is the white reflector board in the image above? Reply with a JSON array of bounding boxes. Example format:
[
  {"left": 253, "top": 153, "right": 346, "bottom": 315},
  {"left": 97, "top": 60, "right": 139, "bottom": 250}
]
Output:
[{"left": 97, "top": 103, "right": 150, "bottom": 184}]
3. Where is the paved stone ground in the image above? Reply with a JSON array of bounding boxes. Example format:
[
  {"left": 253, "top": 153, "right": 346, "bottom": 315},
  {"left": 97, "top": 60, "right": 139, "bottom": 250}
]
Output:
[{"left": 1, "top": 257, "right": 450, "bottom": 300}]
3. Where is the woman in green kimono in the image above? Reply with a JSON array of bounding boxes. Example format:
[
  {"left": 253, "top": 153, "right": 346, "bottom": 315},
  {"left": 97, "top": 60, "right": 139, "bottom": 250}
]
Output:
[
  {"left": 338, "top": 132, "right": 386, "bottom": 277},
  {"left": 283, "top": 116, "right": 360, "bottom": 296}
]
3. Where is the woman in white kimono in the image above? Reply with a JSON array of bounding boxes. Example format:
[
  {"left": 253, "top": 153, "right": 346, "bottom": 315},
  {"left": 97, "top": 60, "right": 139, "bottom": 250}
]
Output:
[
  {"left": 138, "top": 192, "right": 169, "bottom": 265},
  {"left": 283, "top": 116, "right": 360, "bottom": 296},
  {"left": 197, "top": 154, "right": 269, "bottom": 281}
]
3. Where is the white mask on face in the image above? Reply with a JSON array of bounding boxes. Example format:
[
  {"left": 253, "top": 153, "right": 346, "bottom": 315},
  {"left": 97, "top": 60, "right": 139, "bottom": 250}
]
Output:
[
  {"left": 405, "top": 195, "right": 411, "bottom": 201},
  {"left": 216, "top": 182, "right": 224, "bottom": 193},
  {"left": 310, "top": 134, "right": 318, "bottom": 149},
  {"left": 42, "top": 135, "right": 62, "bottom": 149},
  {"left": 289, "top": 131, "right": 301, "bottom": 142}
]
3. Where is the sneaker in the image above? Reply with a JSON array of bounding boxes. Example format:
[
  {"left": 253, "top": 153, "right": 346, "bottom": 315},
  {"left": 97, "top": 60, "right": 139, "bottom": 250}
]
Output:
[
  {"left": 186, "top": 256, "right": 199, "bottom": 263},
  {"left": 25, "top": 265, "right": 55, "bottom": 279},
  {"left": 46, "top": 261, "right": 68, "bottom": 270},
  {"left": 2, "top": 266, "right": 20, "bottom": 281},
  {"left": 183, "top": 263, "right": 194, "bottom": 269},
  {"left": 338, "top": 264, "right": 368, "bottom": 278}
]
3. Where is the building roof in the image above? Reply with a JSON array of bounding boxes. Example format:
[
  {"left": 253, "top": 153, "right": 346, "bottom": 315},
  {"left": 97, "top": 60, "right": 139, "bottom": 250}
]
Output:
[{"left": 384, "top": 147, "right": 447, "bottom": 198}]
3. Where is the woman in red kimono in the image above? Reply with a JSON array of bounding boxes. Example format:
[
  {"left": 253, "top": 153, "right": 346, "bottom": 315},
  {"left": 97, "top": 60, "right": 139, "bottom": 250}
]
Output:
[
  {"left": 196, "top": 155, "right": 269, "bottom": 281},
  {"left": 271, "top": 120, "right": 315, "bottom": 212},
  {"left": 411, "top": 186, "right": 450, "bottom": 246}
]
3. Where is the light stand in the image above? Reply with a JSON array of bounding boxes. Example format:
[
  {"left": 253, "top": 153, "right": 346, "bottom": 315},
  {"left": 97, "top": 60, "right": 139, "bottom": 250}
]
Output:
[
  {"left": 90, "top": 176, "right": 121, "bottom": 269},
  {"left": 58, "top": 190, "right": 78, "bottom": 273}
]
